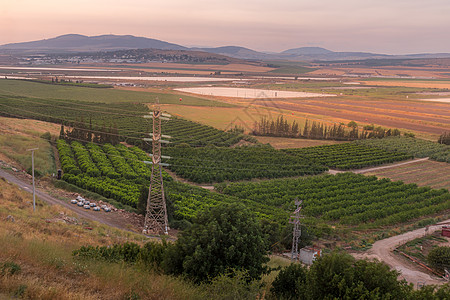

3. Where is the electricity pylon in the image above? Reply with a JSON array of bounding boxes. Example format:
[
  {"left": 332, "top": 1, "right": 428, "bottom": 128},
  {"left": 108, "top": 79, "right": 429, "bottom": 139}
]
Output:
[
  {"left": 289, "top": 199, "right": 304, "bottom": 260},
  {"left": 143, "top": 98, "right": 171, "bottom": 235}
]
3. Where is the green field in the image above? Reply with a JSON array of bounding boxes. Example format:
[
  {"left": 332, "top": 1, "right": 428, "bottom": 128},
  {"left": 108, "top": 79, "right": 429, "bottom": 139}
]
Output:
[{"left": 0, "top": 79, "right": 231, "bottom": 106}]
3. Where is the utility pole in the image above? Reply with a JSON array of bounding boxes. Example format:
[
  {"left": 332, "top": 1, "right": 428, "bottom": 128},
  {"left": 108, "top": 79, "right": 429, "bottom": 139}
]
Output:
[
  {"left": 142, "top": 98, "right": 171, "bottom": 235},
  {"left": 26, "top": 148, "right": 38, "bottom": 212},
  {"left": 289, "top": 199, "right": 304, "bottom": 261}
]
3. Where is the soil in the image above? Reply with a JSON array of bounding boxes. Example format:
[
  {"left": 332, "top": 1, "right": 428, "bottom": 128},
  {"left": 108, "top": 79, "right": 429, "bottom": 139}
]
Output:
[{"left": 251, "top": 99, "right": 449, "bottom": 135}]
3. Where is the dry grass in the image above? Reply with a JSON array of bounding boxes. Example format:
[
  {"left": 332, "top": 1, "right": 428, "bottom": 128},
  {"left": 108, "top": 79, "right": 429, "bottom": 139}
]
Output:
[
  {"left": 365, "top": 160, "right": 450, "bottom": 190},
  {"left": 0, "top": 178, "right": 205, "bottom": 299},
  {"left": 0, "top": 117, "right": 59, "bottom": 174},
  {"left": 255, "top": 136, "right": 344, "bottom": 149}
]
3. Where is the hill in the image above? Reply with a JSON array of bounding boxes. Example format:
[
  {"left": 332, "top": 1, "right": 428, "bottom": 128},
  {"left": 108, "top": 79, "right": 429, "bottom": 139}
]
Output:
[
  {"left": 0, "top": 34, "right": 187, "bottom": 53},
  {"left": 2, "top": 34, "right": 450, "bottom": 61}
]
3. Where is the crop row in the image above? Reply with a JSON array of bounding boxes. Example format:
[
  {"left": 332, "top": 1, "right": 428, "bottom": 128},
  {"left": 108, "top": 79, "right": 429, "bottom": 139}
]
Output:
[
  {"left": 0, "top": 95, "right": 243, "bottom": 147},
  {"left": 164, "top": 144, "right": 328, "bottom": 183},
  {"left": 356, "top": 136, "right": 450, "bottom": 163},
  {"left": 215, "top": 172, "right": 450, "bottom": 226},
  {"left": 283, "top": 143, "right": 413, "bottom": 170}
]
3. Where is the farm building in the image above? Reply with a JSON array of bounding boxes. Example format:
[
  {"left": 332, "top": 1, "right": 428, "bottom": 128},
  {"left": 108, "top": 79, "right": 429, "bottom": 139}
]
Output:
[
  {"left": 299, "top": 246, "right": 321, "bottom": 265},
  {"left": 442, "top": 226, "right": 450, "bottom": 237}
]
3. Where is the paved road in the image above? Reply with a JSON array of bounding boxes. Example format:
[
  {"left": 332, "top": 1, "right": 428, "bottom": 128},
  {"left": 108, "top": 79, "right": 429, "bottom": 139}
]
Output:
[
  {"left": 0, "top": 168, "right": 131, "bottom": 231},
  {"left": 352, "top": 221, "right": 449, "bottom": 286}
]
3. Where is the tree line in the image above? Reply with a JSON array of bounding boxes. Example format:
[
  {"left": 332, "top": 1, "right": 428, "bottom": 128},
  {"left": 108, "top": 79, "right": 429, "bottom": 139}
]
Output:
[
  {"left": 59, "top": 117, "right": 120, "bottom": 145},
  {"left": 252, "top": 115, "right": 404, "bottom": 141}
]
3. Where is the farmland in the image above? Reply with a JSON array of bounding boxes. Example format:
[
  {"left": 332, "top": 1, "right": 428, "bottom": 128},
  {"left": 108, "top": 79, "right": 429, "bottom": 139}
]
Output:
[
  {"left": 0, "top": 93, "right": 243, "bottom": 147},
  {"left": 215, "top": 173, "right": 450, "bottom": 228},
  {"left": 283, "top": 142, "right": 413, "bottom": 170},
  {"left": 164, "top": 144, "right": 328, "bottom": 183},
  {"left": 365, "top": 160, "right": 450, "bottom": 190},
  {"left": 356, "top": 136, "right": 450, "bottom": 163}
]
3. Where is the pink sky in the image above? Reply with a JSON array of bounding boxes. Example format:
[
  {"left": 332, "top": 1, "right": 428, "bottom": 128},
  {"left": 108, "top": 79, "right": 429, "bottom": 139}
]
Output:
[{"left": 1, "top": 0, "right": 450, "bottom": 54}]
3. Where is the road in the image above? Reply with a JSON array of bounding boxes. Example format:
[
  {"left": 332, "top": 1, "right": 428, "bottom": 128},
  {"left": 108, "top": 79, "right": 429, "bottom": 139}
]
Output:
[
  {"left": 328, "top": 157, "right": 430, "bottom": 175},
  {"left": 352, "top": 221, "right": 449, "bottom": 286},
  {"left": 0, "top": 168, "right": 137, "bottom": 232}
]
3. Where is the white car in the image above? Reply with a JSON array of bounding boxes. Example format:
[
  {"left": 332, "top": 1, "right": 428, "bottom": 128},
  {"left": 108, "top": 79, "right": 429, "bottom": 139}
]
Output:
[
  {"left": 89, "top": 202, "right": 96, "bottom": 207},
  {"left": 93, "top": 206, "right": 101, "bottom": 211},
  {"left": 103, "top": 207, "right": 111, "bottom": 212},
  {"left": 77, "top": 202, "right": 84, "bottom": 207},
  {"left": 70, "top": 199, "right": 78, "bottom": 204},
  {"left": 84, "top": 201, "right": 90, "bottom": 206},
  {"left": 76, "top": 196, "right": 84, "bottom": 201},
  {"left": 83, "top": 205, "right": 90, "bottom": 209}
]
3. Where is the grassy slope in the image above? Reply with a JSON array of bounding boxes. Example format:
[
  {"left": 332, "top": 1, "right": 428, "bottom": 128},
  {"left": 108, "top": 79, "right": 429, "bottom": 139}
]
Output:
[
  {"left": 0, "top": 177, "right": 207, "bottom": 299},
  {"left": 0, "top": 117, "right": 59, "bottom": 174},
  {"left": 0, "top": 79, "right": 231, "bottom": 106}
]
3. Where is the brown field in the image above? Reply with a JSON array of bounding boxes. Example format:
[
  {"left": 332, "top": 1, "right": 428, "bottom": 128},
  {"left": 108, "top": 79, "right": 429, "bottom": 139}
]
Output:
[
  {"left": 254, "top": 136, "right": 344, "bottom": 149},
  {"left": 123, "top": 62, "right": 275, "bottom": 73},
  {"left": 362, "top": 80, "right": 450, "bottom": 89},
  {"left": 365, "top": 160, "right": 450, "bottom": 190},
  {"left": 249, "top": 98, "right": 449, "bottom": 139}
]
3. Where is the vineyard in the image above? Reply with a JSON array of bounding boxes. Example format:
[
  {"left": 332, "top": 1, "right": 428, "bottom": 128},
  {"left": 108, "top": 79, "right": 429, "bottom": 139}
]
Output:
[
  {"left": 356, "top": 136, "right": 450, "bottom": 163},
  {"left": 164, "top": 144, "right": 328, "bottom": 183},
  {"left": 283, "top": 143, "right": 413, "bottom": 170},
  {"left": 215, "top": 173, "right": 450, "bottom": 227},
  {"left": 0, "top": 95, "right": 243, "bottom": 147},
  {"left": 56, "top": 139, "right": 288, "bottom": 221}
]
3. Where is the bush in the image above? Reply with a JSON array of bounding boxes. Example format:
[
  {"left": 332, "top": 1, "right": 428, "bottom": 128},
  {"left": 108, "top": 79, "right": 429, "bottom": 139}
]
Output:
[
  {"left": 270, "top": 263, "right": 307, "bottom": 299},
  {"left": 1, "top": 261, "right": 21, "bottom": 276},
  {"left": 428, "top": 246, "right": 450, "bottom": 272},
  {"left": 163, "top": 203, "right": 269, "bottom": 283},
  {"left": 40, "top": 131, "right": 52, "bottom": 141}
]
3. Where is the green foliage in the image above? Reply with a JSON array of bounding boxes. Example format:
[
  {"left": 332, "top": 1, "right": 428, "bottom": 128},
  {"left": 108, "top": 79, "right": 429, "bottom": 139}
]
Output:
[
  {"left": 165, "top": 145, "right": 327, "bottom": 183},
  {"left": 40, "top": 131, "right": 52, "bottom": 140},
  {"left": 218, "top": 173, "right": 450, "bottom": 227},
  {"left": 73, "top": 241, "right": 168, "bottom": 269},
  {"left": 270, "top": 263, "right": 308, "bottom": 299},
  {"left": 1, "top": 261, "right": 21, "bottom": 276},
  {"left": 428, "top": 246, "right": 450, "bottom": 272},
  {"left": 202, "top": 270, "right": 262, "bottom": 300},
  {"left": 438, "top": 132, "right": 450, "bottom": 145},
  {"left": 0, "top": 93, "right": 241, "bottom": 147},
  {"left": 163, "top": 203, "right": 269, "bottom": 283},
  {"left": 356, "top": 136, "right": 450, "bottom": 163},
  {"left": 284, "top": 142, "right": 412, "bottom": 170},
  {"left": 271, "top": 252, "right": 412, "bottom": 300}
]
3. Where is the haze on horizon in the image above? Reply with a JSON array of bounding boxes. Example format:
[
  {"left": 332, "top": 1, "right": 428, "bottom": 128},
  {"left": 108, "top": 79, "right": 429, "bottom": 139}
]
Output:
[{"left": 1, "top": 0, "right": 450, "bottom": 55}]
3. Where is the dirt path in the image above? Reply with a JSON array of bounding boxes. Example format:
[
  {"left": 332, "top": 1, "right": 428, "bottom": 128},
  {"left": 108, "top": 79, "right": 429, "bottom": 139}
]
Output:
[
  {"left": 0, "top": 168, "right": 145, "bottom": 235},
  {"left": 352, "top": 222, "right": 449, "bottom": 286},
  {"left": 328, "top": 157, "right": 430, "bottom": 175}
]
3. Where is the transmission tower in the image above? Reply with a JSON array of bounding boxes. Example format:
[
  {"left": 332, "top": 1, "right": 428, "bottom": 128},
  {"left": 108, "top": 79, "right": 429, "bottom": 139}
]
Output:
[
  {"left": 143, "top": 98, "right": 171, "bottom": 235},
  {"left": 289, "top": 199, "right": 304, "bottom": 260}
]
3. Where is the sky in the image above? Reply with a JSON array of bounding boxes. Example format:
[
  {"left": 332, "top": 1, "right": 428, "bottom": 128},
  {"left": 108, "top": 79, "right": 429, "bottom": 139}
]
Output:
[{"left": 1, "top": 0, "right": 450, "bottom": 54}]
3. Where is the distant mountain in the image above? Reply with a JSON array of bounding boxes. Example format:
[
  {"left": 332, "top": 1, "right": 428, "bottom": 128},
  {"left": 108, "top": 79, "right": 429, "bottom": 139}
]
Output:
[
  {"left": 192, "top": 46, "right": 275, "bottom": 60},
  {"left": 281, "top": 47, "right": 334, "bottom": 55},
  {"left": 0, "top": 34, "right": 187, "bottom": 53},
  {"left": 1, "top": 34, "right": 450, "bottom": 61}
]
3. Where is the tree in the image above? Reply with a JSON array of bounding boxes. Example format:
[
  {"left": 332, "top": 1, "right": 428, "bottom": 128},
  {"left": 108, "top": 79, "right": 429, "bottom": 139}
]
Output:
[
  {"left": 163, "top": 203, "right": 269, "bottom": 283},
  {"left": 428, "top": 246, "right": 450, "bottom": 272},
  {"left": 271, "top": 263, "right": 308, "bottom": 299}
]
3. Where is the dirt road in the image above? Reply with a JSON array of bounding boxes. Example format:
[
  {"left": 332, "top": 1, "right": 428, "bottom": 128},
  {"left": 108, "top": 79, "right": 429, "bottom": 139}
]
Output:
[
  {"left": 0, "top": 168, "right": 141, "bottom": 233},
  {"left": 352, "top": 222, "right": 449, "bottom": 286},
  {"left": 328, "top": 157, "right": 430, "bottom": 175}
]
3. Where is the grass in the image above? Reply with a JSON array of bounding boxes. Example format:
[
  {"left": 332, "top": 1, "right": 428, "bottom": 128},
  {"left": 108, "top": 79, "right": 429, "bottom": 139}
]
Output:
[
  {"left": 0, "top": 79, "right": 230, "bottom": 106},
  {"left": 269, "top": 65, "right": 317, "bottom": 75},
  {"left": 365, "top": 160, "right": 450, "bottom": 190},
  {"left": 0, "top": 177, "right": 209, "bottom": 299},
  {"left": 0, "top": 117, "right": 60, "bottom": 175}
]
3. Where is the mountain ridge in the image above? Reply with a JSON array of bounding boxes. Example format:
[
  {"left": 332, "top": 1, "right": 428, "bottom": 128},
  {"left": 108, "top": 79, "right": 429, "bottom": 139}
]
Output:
[{"left": 1, "top": 34, "right": 450, "bottom": 61}]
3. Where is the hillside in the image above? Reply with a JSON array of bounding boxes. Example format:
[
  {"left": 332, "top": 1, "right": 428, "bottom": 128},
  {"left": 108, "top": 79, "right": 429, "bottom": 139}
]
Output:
[
  {"left": 0, "top": 34, "right": 187, "bottom": 53},
  {"left": 3, "top": 34, "right": 450, "bottom": 61}
]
